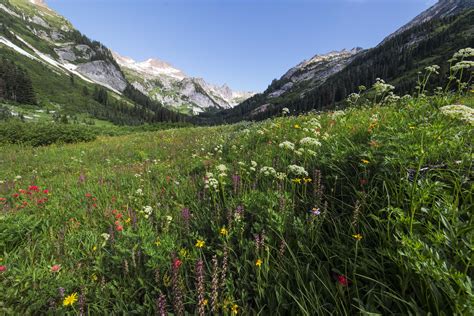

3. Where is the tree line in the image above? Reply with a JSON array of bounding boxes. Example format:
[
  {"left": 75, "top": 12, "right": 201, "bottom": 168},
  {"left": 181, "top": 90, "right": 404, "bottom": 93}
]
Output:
[{"left": 0, "top": 57, "right": 36, "bottom": 104}]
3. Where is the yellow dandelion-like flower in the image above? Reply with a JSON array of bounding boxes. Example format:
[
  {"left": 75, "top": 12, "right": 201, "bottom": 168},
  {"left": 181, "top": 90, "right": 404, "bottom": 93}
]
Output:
[
  {"left": 231, "top": 304, "right": 239, "bottom": 314},
  {"left": 202, "top": 299, "right": 209, "bottom": 306},
  {"left": 92, "top": 245, "right": 97, "bottom": 251},
  {"left": 125, "top": 217, "right": 131, "bottom": 224},
  {"left": 63, "top": 292, "right": 78, "bottom": 307},
  {"left": 255, "top": 259, "right": 263, "bottom": 267},
  {"left": 361, "top": 159, "right": 369, "bottom": 164},
  {"left": 352, "top": 233, "right": 363, "bottom": 241},
  {"left": 195, "top": 239, "right": 205, "bottom": 248},
  {"left": 294, "top": 124, "right": 301, "bottom": 129},
  {"left": 155, "top": 239, "right": 161, "bottom": 246},
  {"left": 91, "top": 273, "right": 98, "bottom": 281},
  {"left": 303, "top": 177, "right": 312, "bottom": 183},
  {"left": 220, "top": 227, "right": 228, "bottom": 236},
  {"left": 292, "top": 178, "right": 302, "bottom": 184}
]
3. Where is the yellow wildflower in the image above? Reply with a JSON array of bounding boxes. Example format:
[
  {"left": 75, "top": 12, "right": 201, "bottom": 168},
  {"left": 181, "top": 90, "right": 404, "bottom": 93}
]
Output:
[
  {"left": 63, "top": 292, "right": 78, "bottom": 307},
  {"left": 155, "top": 239, "right": 161, "bottom": 246},
  {"left": 303, "top": 177, "right": 312, "bottom": 183},
  {"left": 220, "top": 227, "right": 228, "bottom": 236},
  {"left": 92, "top": 245, "right": 97, "bottom": 251},
  {"left": 294, "top": 124, "right": 301, "bottom": 129},
  {"left": 255, "top": 259, "right": 263, "bottom": 267},
  {"left": 292, "top": 178, "right": 302, "bottom": 184},
  {"left": 195, "top": 239, "right": 205, "bottom": 248},
  {"left": 125, "top": 217, "right": 131, "bottom": 224},
  {"left": 352, "top": 233, "right": 363, "bottom": 241},
  {"left": 91, "top": 273, "right": 98, "bottom": 281},
  {"left": 231, "top": 304, "right": 239, "bottom": 314},
  {"left": 202, "top": 299, "right": 208, "bottom": 306},
  {"left": 361, "top": 159, "right": 369, "bottom": 164}
]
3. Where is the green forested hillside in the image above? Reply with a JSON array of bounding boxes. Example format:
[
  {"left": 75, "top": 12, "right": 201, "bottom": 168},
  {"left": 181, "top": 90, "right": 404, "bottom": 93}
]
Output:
[{"left": 207, "top": 9, "right": 474, "bottom": 123}]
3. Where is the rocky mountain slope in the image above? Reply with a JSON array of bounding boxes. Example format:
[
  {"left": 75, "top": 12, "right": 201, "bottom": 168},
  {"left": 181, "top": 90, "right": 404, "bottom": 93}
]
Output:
[
  {"left": 0, "top": 0, "right": 127, "bottom": 93},
  {"left": 113, "top": 52, "right": 255, "bottom": 115},
  {"left": 205, "top": 0, "right": 474, "bottom": 123},
  {"left": 0, "top": 0, "right": 183, "bottom": 124}
]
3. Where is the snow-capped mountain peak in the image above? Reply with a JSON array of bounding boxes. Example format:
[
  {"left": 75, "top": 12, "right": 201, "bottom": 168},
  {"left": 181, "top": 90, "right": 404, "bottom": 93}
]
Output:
[
  {"left": 113, "top": 51, "right": 186, "bottom": 80},
  {"left": 113, "top": 51, "right": 255, "bottom": 114}
]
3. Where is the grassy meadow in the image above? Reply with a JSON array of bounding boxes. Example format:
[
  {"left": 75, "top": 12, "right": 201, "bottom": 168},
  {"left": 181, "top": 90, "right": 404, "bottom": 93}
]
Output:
[{"left": 0, "top": 68, "right": 473, "bottom": 313}]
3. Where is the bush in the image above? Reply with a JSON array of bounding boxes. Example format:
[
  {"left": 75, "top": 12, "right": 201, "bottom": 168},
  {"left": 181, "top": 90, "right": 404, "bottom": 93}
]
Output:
[{"left": 0, "top": 121, "right": 97, "bottom": 146}]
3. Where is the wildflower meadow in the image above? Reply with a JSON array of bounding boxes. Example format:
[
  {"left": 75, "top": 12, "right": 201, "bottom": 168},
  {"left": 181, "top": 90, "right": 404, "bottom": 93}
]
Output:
[{"left": 0, "top": 50, "right": 473, "bottom": 314}]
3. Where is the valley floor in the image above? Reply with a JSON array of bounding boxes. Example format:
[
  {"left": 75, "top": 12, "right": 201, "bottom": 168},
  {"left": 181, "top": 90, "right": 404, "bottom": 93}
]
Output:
[{"left": 0, "top": 94, "right": 473, "bottom": 314}]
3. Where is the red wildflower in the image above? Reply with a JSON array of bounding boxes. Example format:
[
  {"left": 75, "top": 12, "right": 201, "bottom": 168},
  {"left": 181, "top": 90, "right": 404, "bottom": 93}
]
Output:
[
  {"left": 173, "top": 259, "right": 182, "bottom": 269},
  {"left": 115, "top": 213, "right": 123, "bottom": 220},
  {"left": 112, "top": 209, "right": 117, "bottom": 215},
  {"left": 0, "top": 265, "right": 6, "bottom": 272},
  {"left": 51, "top": 264, "right": 61, "bottom": 272},
  {"left": 85, "top": 193, "right": 92, "bottom": 198},
  {"left": 0, "top": 197, "right": 6, "bottom": 203},
  {"left": 43, "top": 189, "right": 49, "bottom": 194},
  {"left": 12, "top": 193, "right": 19, "bottom": 198},
  {"left": 92, "top": 203, "right": 97, "bottom": 208},
  {"left": 116, "top": 225, "right": 123, "bottom": 232},
  {"left": 29, "top": 185, "right": 39, "bottom": 192},
  {"left": 337, "top": 274, "right": 349, "bottom": 286}
]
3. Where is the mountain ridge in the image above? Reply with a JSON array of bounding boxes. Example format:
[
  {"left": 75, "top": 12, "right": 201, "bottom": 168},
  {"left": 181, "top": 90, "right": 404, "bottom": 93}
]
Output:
[
  {"left": 113, "top": 51, "right": 255, "bottom": 114},
  {"left": 203, "top": 0, "right": 474, "bottom": 123}
]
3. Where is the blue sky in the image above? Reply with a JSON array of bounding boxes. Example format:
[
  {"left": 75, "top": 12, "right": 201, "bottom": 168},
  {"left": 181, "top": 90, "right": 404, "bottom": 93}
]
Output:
[{"left": 47, "top": 0, "right": 437, "bottom": 92}]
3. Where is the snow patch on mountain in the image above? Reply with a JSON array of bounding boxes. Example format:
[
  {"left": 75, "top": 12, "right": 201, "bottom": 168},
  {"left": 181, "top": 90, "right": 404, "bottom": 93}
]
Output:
[{"left": 113, "top": 51, "right": 255, "bottom": 113}]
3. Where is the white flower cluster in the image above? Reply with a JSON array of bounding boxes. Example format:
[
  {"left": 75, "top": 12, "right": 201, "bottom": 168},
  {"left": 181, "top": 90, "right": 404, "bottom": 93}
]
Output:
[
  {"left": 288, "top": 165, "right": 309, "bottom": 177},
  {"left": 306, "top": 117, "right": 321, "bottom": 129},
  {"left": 279, "top": 141, "right": 295, "bottom": 151},
  {"left": 260, "top": 166, "right": 277, "bottom": 177},
  {"left": 216, "top": 164, "right": 228, "bottom": 177},
  {"left": 250, "top": 160, "right": 257, "bottom": 172},
  {"left": 214, "top": 144, "right": 223, "bottom": 154},
  {"left": 453, "top": 47, "right": 474, "bottom": 59},
  {"left": 452, "top": 61, "right": 474, "bottom": 72},
  {"left": 135, "top": 188, "right": 144, "bottom": 196},
  {"left": 384, "top": 92, "right": 401, "bottom": 104},
  {"left": 143, "top": 205, "right": 153, "bottom": 219},
  {"left": 101, "top": 233, "right": 110, "bottom": 241},
  {"left": 373, "top": 78, "right": 395, "bottom": 95},
  {"left": 205, "top": 172, "right": 219, "bottom": 190},
  {"left": 440, "top": 104, "right": 474, "bottom": 125},
  {"left": 282, "top": 107, "right": 290, "bottom": 115},
  {"left": 425, "top": 65, "right": 440, "bottom": 74},
  {"left": 300, "top": 137, "right": 321, "bottom": 147},
  {"left": 331, "top": 110, "right": 346, "bottom": 118}
]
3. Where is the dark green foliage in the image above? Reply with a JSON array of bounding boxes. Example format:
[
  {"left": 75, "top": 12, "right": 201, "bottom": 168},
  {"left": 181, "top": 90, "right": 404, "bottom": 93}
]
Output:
[
  {"left": 0, "top": 121, "right": 96, "bottom": 146},
  {"left": 0, "top": 57, "right": 36, "bottom": 104}
]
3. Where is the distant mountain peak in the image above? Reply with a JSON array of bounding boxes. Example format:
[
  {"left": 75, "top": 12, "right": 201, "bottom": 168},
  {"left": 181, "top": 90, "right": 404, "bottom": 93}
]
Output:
[
  {"left": 112, "top": 51, "right": 255, "bottom": 114},
  {"left": 112, "top": 51, "right": 186, "bottom": 80}
]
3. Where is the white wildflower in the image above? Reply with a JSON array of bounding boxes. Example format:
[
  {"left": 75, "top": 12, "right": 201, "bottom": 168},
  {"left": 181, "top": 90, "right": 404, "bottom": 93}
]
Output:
[
  {"left": 300, "top": 137, "right": 321, "bottom": 147},
  {"left": 279, "top": 141, "right": 295, "bottom": 151},
  {"left": 440, "top": 104, "right": 474, "bottom": 125},
  {"left": 288, "top": 165, "right": 308, "bottom": 177}
]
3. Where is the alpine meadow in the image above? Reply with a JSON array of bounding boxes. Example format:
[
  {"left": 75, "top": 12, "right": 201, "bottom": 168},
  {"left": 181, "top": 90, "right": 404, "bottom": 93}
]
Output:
[{"left": 0, "top": 0, "right": 473, "bottom": 315}]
